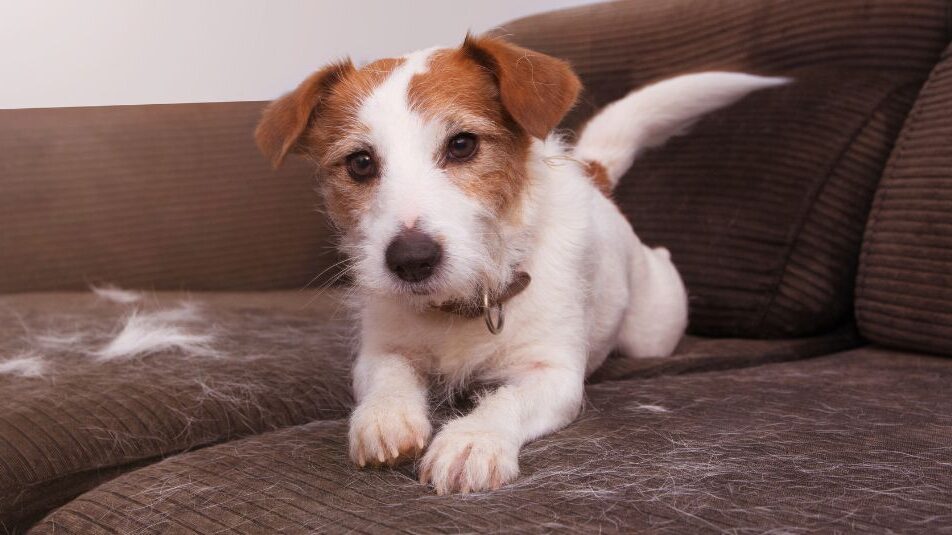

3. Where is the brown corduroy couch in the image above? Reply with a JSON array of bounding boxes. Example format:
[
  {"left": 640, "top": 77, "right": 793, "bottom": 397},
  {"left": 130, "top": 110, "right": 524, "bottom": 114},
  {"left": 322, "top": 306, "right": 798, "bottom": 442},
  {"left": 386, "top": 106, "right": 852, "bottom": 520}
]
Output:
[{"left": 2, "top": 0, "right": 951, "bottom": 532}]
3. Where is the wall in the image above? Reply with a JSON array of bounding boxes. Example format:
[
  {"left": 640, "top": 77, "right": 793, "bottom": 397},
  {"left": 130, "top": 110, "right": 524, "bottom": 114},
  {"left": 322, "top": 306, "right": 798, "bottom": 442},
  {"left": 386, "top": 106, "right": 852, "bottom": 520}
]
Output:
[{"left": 0, "top": 0, "right": 600, "bottom": 109}]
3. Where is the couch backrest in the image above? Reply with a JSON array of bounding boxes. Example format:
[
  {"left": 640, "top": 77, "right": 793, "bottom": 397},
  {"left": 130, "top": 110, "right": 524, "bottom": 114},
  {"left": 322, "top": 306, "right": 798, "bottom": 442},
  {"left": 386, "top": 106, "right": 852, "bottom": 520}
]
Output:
[
  {"left": 3, "top": 0, "right": 950, "bottom": 331},
  {"left": 856, "top": 42, "right": 952, "bottom": 356},
  {"left": 0, "top": 103, "right": 341, "bottom": 293},
  {"left": 500, "top": 0, "right": 951, "bottom": 338},
  {"left": 498, "top": 0, "right": 951, "bottom": 131}
]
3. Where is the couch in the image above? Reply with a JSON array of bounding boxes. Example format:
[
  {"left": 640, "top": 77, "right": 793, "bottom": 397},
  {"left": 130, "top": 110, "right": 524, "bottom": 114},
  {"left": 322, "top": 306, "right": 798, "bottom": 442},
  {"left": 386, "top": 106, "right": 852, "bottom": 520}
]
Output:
[{"left": 2, "top": 0, "right": 951, "bottom": 532}]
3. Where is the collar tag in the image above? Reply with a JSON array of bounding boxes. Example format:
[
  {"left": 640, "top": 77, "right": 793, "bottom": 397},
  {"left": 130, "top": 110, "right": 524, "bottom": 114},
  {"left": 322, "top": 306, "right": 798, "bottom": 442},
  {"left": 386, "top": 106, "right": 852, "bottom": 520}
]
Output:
[
  {"left": 482, "top": 290, "right": 505, "bottom": 335},
  {"left": 432, "top": 271, "right": 531, "bottom": 334}
]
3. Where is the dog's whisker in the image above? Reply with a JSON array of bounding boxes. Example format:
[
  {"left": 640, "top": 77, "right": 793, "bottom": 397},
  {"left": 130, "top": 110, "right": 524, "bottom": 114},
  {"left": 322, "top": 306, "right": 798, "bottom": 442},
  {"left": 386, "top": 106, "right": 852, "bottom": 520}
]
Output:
[{"left": 300, "top": 258, "right": 355, "bottom": 291}]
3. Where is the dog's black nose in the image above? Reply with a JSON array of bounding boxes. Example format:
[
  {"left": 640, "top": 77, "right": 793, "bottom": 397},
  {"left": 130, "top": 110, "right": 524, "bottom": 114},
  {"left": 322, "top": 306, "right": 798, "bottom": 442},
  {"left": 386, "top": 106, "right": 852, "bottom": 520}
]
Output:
[{"left": 385, "top": 229, "right": 442, "bottom": 283}]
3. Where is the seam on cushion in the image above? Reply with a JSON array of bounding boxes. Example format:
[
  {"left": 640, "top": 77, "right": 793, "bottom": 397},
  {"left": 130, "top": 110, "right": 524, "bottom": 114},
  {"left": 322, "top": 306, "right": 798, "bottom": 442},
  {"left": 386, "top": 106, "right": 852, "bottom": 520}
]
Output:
[
  {"left": 947, "top": 3, "right": 952, "bottom": 44},
  {"left": 10, "top": 412, "right": 351, "bottom": 531},
  {"left": 855, "top": 50, "right": 950, "bottom": 335},
  {"left": 17, "top": 411, "right": 354, "bottom": 489},
  {"left": 755, "top": 79, "right": 921, "bottom": 334},
  {"left": 15, "top": 416, "right": 354, "bottom": 532},
  {"left": 589, "top": 326, "right": 863, "bottom": 385},
  {"left": 5, "top": 456, "right": 160, "bottom": 532},
  {"left": 592, "top": 340, "right": 867, "bottom": 386}
]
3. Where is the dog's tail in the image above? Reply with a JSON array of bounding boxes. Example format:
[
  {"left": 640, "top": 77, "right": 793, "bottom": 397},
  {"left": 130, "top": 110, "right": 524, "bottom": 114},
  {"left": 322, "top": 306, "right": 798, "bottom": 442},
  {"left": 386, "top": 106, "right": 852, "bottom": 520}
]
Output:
[{"left": 573, "top": 72, "right": 789, "bottom": 193}]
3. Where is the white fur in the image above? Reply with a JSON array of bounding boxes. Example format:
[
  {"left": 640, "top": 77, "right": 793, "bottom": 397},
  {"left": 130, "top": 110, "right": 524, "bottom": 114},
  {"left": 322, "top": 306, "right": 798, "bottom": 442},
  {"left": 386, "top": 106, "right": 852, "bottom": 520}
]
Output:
[
  {"left": 94, "top": 303, "right": 219, "bottom": 361},
  {"left": 91, "top": 284, "right": 144, "bottom": 304},
  {"left": 34, "top": 331, "right": 86, "bottom": 349},
  {"left": 345, "top": 47, "right": 524, "bottom": 306},
  {"left": 575, "top": 72, "right": 790, "bottom": 185},
  {"left": 337, "top": 58, "right": 784, "bottom": 494},
  {"left": 0, "top": 354, "right": 47, "bottom": 377}
]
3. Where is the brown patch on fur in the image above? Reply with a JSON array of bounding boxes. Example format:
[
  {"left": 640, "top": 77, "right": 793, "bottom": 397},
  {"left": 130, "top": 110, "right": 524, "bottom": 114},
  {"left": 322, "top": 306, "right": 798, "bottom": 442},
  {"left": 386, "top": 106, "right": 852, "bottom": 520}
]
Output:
[
  {"left": 460, "top": 35, "right": 581, "bottom": 140},
  {"left": 408, "top": 49, "right": 531, "bottom": 216},
  {"left": 311, "top": 57, "right": 406, "bottom": 227},
  {"left": 527, "top": 360, "right": 551, "bottom": 371},
  {"left": 255, "top": 57, "right": 407, "bottom": 228},
  {"left": 256, "top": 35, "right": 583, "bottom": 228},
  {"left": 255, "top": 61, "right": 355, "bottom": 168},
  {"left": 583, "top": 160, "right": 614, "bottom": 197}
]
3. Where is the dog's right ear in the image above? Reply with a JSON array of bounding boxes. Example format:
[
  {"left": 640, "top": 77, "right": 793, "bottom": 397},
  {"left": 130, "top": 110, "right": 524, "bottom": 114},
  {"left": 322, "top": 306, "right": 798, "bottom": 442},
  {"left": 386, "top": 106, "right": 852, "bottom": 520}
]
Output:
[{"left": 255, "top": 60, "right": 354, "bottom": 168}]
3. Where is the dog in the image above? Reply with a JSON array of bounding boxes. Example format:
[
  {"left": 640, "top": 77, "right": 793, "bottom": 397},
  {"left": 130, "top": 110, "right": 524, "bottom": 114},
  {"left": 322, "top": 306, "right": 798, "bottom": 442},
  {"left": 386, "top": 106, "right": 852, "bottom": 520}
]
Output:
[{"left": 256, "top": 35, "right": 786, "bottom": 495}]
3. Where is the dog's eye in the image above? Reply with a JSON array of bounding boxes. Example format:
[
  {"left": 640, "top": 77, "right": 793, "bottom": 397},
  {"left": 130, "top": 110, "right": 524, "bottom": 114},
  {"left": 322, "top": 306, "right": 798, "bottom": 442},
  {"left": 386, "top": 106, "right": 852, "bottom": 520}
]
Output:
[
  {"left": 446, "top": 133, "right": 478, "bottom": 161},
  {"left": 346, "top": 151, "right": 377, "bottom": 181}
]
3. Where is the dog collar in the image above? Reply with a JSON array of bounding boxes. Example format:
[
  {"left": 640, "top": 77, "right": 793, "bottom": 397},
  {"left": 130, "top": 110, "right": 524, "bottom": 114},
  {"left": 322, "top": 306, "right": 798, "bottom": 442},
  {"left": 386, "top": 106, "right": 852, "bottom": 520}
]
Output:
[{"left": 433, "top": 271, "right": 531, "bottom": 335}]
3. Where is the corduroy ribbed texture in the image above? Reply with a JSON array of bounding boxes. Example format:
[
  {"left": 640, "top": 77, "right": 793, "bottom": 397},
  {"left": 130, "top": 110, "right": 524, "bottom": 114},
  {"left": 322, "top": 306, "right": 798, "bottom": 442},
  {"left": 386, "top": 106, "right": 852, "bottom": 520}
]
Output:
[
  {"left": 857, "top": 43, "right": 952, "bottom": 356},
  {"left": 0, "top": 102, "right": 342, "bottom": 294},
  {"left": 0, "top": 290, "right": 858, "bottom": 531},
  {"left": 623, "top": 72, "right": 919, "bottom": 337},
  {"left": 0, "top": 291, "right": 356, "bottom": 530},
  {"left": 589, "top": 324, "right": 859, "bottom": 383},
  {"left": 4, "top": 2, "right": 952, "bottom": 530},
  {"left": 32, "top": 349, "right": 952, "bottom": 534},
  {"left": 498, "top": 0, "right": 951, "bottom": 131},
  {"left": 499, "top": 0, "right": 950, "bottom": 337}
]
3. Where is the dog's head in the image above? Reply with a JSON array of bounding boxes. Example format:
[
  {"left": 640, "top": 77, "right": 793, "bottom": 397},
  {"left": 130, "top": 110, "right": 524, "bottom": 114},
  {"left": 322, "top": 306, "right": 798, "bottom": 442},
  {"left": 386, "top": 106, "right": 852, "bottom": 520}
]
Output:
[{"left": 256, "top": 36, "right": 580, "bottom": 304}]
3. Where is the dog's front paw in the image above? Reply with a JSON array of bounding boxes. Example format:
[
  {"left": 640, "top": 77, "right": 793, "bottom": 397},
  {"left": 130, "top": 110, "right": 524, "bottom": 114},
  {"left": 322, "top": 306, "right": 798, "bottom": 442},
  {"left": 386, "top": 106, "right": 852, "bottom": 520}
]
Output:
[
  {"left": 419, "top": 422, "right": 519, "bottom": 494},
  {"left": 349, "top": 399, "right": 431, "bottom": 468}
]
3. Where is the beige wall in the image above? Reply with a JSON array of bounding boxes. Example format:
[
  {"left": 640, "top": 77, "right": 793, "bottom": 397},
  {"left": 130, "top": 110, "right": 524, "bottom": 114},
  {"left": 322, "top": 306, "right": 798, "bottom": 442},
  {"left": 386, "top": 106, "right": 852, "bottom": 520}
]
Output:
[{"left": 0, "top": 0, "right": 600, "bottom": 109}]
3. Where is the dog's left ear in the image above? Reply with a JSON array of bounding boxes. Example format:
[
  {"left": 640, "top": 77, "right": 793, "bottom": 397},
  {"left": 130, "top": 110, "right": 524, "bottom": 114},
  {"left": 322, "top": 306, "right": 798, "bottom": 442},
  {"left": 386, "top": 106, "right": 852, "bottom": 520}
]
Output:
[{"left": 460, "top": 35, "right": 581, "bottom": 139}]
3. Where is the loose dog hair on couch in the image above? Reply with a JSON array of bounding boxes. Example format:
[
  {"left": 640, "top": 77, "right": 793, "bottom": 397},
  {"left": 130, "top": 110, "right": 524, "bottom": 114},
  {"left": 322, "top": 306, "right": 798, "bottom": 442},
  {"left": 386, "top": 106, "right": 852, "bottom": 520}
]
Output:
[{"left": 2, "top": 286, "right": 223, "bottom": 378}]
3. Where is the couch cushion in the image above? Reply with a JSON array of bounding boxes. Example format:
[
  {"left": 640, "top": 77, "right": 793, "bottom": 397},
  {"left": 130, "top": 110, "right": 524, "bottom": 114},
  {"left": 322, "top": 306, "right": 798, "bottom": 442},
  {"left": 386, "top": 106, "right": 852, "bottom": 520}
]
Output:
[
  {"left": 0, "top": 102, "right": 342, "bottom": 294},
  {"left": 0, "top": 290, "right": 857, "bottom": 530},
  {"left": 498, "top": 0, "right": 951, "bottom": 337},
  {"left": 0, "top": 290, "right": 355, "bottom": 529},
  {"left": 856, "top": 43, "right": 952, "bottom": 356},
  {"left": 33, "top": 347, "right": 952, "bottom": 533}
]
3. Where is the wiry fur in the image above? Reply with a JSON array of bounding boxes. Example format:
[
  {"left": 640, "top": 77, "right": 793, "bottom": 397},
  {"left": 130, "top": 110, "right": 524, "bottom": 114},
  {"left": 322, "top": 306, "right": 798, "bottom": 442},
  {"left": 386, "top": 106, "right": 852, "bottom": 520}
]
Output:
[
  {"left": 3, "top": 287, "right": 345, "bottom": 380},
  {"left": 256, "top": 36, "right": 784, "bottom": 494},
  {"left": 575, "top": 72, "right": 790, "bottom": 185},
  {"left": 0, "top": 354, "right": 47, "bottom": 377},
  {"left": 92, "top": 284, "right": 145, "bottom": 304},
  {"left": 95, "top": 302, "right": 220, "bottom": 361}
]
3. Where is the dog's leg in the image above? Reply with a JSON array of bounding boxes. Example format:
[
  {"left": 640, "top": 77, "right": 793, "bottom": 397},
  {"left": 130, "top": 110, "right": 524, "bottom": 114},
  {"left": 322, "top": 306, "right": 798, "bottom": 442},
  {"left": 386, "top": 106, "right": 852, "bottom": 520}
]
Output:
[
  {"left": 349, "top": 351, "right": 432, "bottom": 467},
  {"left": 617, "top": 245, "right": 688, "bottom": 358},
  {"left": 419, "top": 360, "right": 584, "bottom": 494}
]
